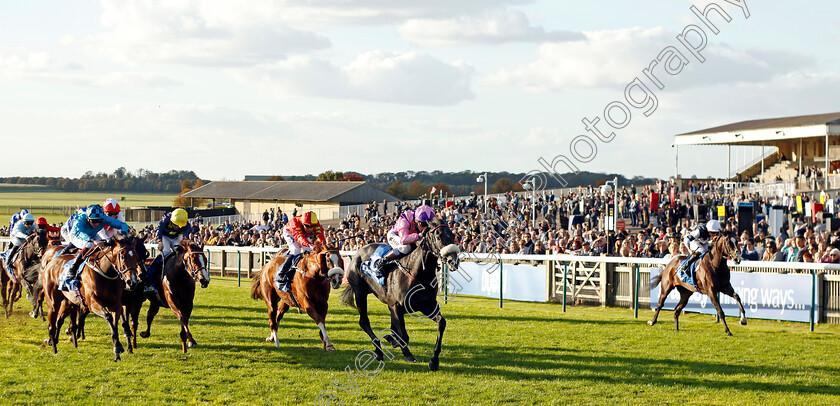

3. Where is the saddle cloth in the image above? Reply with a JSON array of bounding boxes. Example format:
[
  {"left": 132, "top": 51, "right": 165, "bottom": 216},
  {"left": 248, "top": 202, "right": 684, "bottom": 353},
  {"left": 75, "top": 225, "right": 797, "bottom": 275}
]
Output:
[
  {"left": 361, "top": 245, "right": 392, "bottom": 277},
  {"left": 677, "top": 252, "right": 707, "bottom": 285}
]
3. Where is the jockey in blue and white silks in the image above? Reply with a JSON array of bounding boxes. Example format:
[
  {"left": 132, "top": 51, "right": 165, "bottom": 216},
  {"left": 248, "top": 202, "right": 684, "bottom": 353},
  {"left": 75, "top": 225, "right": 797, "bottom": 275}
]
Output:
[{"left": 57, "top": 204, "right": 129, "bottom": 290}]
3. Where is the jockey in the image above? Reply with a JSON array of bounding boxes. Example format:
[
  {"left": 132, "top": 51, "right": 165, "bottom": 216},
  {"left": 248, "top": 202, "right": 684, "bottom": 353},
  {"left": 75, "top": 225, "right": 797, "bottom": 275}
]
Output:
[
  {"left": 144, "top": 208, "right": 192, "bottom": 295},
  {"left": 97, "top": 198, "right": 126, "bottom": 241},
  {"left": 274, "top": 211, "right": 325, "bottom": 292},
  {"left": 677, "top": 219, "right": 722, "bottom": 281},
  {"left": 58, "top": 204, "right": 129, "bottom": 290},
  {"left": 35, "top": 217, "right": 61, "bottom": 236},
  {"left": 3, "top": 213, "right": 37, "bottom": 281},
  {"left": 368, "top": 205, "right": 435, "bottom": 285},
  {"left": 9, "top": 209, "right": 30, "bottom": 229}
]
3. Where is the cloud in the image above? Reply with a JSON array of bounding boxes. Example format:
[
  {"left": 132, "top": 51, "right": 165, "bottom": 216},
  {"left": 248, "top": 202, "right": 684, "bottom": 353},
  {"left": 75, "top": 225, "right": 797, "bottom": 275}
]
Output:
[
  {"left": 234, "top": 50, "right": 475, "bottom": 105},
  {"left": 399, "top": 9, "right": 583, "bottom": 47},
  {"left": 485, "top": 27, "right": 815, "bottom": 91},
  {"left": 0, "top": 48, "right": 179, "bottom": 88},
  {"left": 96, "top": 0, "right": 332, "bottom": 66}
]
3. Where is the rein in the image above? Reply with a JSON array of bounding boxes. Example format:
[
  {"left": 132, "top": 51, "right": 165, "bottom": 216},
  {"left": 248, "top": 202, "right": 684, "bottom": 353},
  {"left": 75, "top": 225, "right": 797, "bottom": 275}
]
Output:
[
  {"left": 85, "top": 245, "right": 132, "bottom": 281},
  {"left": 181, "top": 249, "right": 207, "bottom": 281}
]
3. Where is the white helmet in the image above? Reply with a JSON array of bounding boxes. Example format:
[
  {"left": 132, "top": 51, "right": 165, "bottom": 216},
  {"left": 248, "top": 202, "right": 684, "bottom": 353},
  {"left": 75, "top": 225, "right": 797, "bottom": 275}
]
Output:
[
  {"left": 23, "top": 213, "right": 35, "bottom": 223},
  {"left": 706, "top": 219, "right": 721, "bottom": 233}
]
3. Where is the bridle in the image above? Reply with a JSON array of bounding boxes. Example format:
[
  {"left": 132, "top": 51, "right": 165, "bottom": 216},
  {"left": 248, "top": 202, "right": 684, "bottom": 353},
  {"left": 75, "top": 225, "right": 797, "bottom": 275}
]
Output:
[
  {"left": 86, "top": 243, "right": 136, "bottom": 282},
  {"left": 181, "top": 247, "right": 208, "bottom": 282}
]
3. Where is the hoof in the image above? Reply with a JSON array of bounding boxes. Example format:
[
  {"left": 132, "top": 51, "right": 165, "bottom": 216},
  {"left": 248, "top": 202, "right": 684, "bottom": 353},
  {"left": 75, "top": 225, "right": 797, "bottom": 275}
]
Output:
[
  {"left": 265, "top": 336, "right": 273, "bottom": 343},
  {"left": 273, "top": 337, "right": 280, "bottom": 348},
  {"left": 29, "top": 311, "right": 37, "bottom": 318},
  {"left": 188, "top": 340, "right": 197, "bottom": 348},
  {"left": 405, "top": 355, "right": 417, "bottom": 363},
  {"left": 116, "top": 345, "right": 125, "bottom": 354},
  {"left": 428, "top": 358, "right": 439, "bottom": 371},
  {"left": 726, "top": 331, "right": 733, "bottom": 337},
  {"left": 647, "top": 320, "right": 655, "bottom": 326},
  {"left": 44, "top": 338, "right": 52, "bottom": 346},
  {"left": 65, "top": 327, "right": 72, "bottom": 335},
  {"left": 374, "top": 350, "right": 384, "bottom": 362},
  {"left": 139, "top": 331, "right": 150, "bottom": 338},
  {"left": 325, "top": 344, "right": 336, "bottom": 352},
  {"left": 740, "top": 319, "right": 747, "bottom": 326},
  {"left": 114, "top": 355, "right": 121, "bottom": 362}
]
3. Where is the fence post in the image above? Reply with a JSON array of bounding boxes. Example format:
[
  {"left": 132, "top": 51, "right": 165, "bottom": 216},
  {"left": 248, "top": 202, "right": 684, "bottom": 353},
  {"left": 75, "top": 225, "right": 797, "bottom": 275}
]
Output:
[
  {"left": 443, "top": 263, "right": 448, "bottom": 305},
  {"left": 810, "top": 269, "right": 816, "bottom": 332},
  {"left": 562, "top": 261, "right": 567, "bottom": 313},
  {"left": 237, "top": 251, "right": 242, "bottom": 286},
  {"left": 633, "top": 264, "right": 640, "bottom": 319},
  {"left": 498, "top": 259, "right": 503, "bottom": 309}
]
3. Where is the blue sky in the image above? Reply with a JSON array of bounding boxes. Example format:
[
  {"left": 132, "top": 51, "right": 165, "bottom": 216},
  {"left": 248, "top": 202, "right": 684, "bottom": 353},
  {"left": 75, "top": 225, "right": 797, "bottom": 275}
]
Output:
[{"left": 1, "top": 0, "right": 838, "bottom": 181}]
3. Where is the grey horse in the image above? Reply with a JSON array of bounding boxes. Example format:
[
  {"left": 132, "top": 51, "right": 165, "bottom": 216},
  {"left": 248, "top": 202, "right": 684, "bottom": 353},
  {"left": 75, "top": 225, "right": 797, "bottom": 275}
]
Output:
[{"left": 340, "top": 217, "right": 460, "bottom": 371}]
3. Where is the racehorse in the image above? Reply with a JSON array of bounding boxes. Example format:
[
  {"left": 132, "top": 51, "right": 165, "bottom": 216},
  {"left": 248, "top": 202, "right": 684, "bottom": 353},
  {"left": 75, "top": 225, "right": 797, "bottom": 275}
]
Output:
[
  {"left": 42, "top": 234, "right": 141, "bottom": 361},
  {"left": 340, "top": 217, "right": 460, "bottom": 371},
  {"left": 250, "top": 241, "right": 345, "bottom": 351},
  {"left": 648, "top": 231, "right": 747, "bottom": 336},
  {"left": 137, "top": 239, "right": 209, "bottom": 353},
  {"left": 120, "top": 238, "right": 150, "bottom": 351},
  {"left": 2, "top": 231, "right": 48, "bottom": 318}
]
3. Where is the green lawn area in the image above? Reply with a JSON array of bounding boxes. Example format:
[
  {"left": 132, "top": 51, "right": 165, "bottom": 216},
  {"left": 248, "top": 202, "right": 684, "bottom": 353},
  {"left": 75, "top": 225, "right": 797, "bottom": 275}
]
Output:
[
  {"left": 0, "top": 190, "right": 175, "bottom": 224},
  {"left": 0, "top": 278, "right": 838, "bottom": 405}
]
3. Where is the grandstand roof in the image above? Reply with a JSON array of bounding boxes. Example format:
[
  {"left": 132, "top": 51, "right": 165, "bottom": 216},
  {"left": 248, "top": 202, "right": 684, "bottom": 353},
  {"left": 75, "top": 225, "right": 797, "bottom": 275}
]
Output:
[
  {"left": 182, "top": 181, "right": 400, "bottom": 203},
  {"left": 674, "top": 112, "right": 840, "bottom": 146}
]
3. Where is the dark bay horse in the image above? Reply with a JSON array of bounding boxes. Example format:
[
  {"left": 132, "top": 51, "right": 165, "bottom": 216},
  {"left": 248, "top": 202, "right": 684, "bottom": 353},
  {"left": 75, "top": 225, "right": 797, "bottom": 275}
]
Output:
[
  {"left": 138, "top": 239, "right": 209, "bottom": 353},
  {"left": 2, "top": 231, "right": 47, "bottom": 318},
  {"left": 251, "top": 242, "right": 345, "bottom": 351},
  {"left": 648, "top": 231, "right": 747, "bottom": 336},
  {"left": 340, "top": 218, "right": 460, "bottom": 371},
  {"left": 42, "top": 234, "right": 141, "bottom": 361},
  {"left": 120, "top": 238, "right": 150, "bottom": 351}
]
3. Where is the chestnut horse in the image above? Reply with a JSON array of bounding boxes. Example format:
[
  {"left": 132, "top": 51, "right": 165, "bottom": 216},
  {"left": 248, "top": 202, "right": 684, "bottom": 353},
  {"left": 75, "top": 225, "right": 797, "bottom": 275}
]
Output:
[
  {"left": 42, "top": 234, "right": 141, "bottom": 361},
  {"left": 341, "top": 218, "right": 460, "bottom": 371},
  {"left": 250, "top": 242, "right": 344, "bottom": 351},
  {"left": 648, "top": 231, "right": 747, "bottom": 336},
  {"left": 2, "top": 231, "right": 47, "bottom": 318},
  {"left": 137, "top": 239, "right": 209, "bottom": 353}
]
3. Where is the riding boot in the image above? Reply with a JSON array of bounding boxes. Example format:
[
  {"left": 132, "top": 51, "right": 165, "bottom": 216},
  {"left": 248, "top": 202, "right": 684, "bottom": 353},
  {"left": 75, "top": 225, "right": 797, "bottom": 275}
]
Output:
[
  {"left": 375, "top": 250, "right": 403, "bottom": 286},
  {"left": 274, "top": 254, "right": 297, "bottom": 293},
  {"left": 66, "top": 251, "right": 86, "bottom": 281},
  {"left": 144, "top": 255, "right": 163, "bottom": 295},
  {"left": 4, "top": 245, "right": 19, "bottom": 282}
]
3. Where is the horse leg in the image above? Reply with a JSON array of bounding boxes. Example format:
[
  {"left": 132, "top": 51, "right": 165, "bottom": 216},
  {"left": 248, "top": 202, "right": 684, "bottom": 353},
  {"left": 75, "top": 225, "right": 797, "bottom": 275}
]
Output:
[
  {"left": 648, "top": 279, "right": 675, "bottom": 327},
  {"left": 387, "top": 306, "right": 415, "bottom": 362},
  {"left": 355, "top": 293, "right": 385, "bottom": 361},
  {"left": 77, "top": 310, "right": 88, "bottom": 340},
  {"left": 120, "top": 309, "right": 134, "bottom": 354},
  {"left": 270, "top": 302, "right": 290, "bottom": 348},
  {"left": 47, "top": 299, "right": 61, "bottom": 354},
  {"left": 721, "top": 284, "right": 747, "bottom": 326},
  {"left": 304, "top": 305, "right": 335, "bottom": 352},
  {"left": 264, "top": 293, "right": 280, "bottom": 346},
  {"left": 168, "top": 304, "right": 190, "bottom": 353},
  {"left": 673, "top": 287, "right": 692, "bottom": 332},
  {"left": 182, "top": 304, "right": 197, "bottom": 349},
  {"left": 66, "top": 306, "right": 78, "bottom": 349},
  {"left": 139, "top": 301, "right": 160, "bottom": 338},
  {"left": 130, "top": 302, "right": 141, "bottom": 349},
  {"left": 419, "top": 301, "right": 445, "bottom": 372},
  {"left": 707, "top": 289, "right": 733, "bottom": 336},
  {"left": 103, "top": 311, "right": 124, "bottom": 361}
]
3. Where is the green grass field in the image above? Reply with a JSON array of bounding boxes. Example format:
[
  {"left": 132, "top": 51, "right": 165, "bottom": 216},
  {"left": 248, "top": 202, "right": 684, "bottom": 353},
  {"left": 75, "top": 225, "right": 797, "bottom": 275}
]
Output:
[
  {"left": 1, "top": 278, "right": 838, "bottom": 405},
  {"left": 0, "top": 189, "right": 175, "bottom": 224}
]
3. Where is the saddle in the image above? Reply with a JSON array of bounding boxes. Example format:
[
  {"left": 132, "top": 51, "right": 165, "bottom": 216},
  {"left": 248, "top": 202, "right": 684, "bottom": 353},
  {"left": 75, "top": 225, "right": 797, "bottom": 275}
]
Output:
[{"left": 677, "top": 252, "right": 706, "bottom": 286}]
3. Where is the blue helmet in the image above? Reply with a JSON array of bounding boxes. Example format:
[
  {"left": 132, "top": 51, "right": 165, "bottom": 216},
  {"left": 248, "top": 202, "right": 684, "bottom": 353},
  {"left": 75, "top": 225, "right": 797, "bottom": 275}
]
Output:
[{"left": 87, "top": 204, "right": 105, "bottom": 220}]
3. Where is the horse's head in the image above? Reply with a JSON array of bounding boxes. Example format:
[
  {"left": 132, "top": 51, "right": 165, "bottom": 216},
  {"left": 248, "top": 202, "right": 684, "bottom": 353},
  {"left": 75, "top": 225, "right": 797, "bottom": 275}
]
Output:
[
  {"left": 181, "top": 239, "right": 209, "bottom": 288},
  {"left": 109, "top": 234, "right": 142, "bottom": 291},
  {"left": 420, "top": 218, "right": 461, "bottom": 270},
  {"left": 320, "top": 243, "right": 345, "bottom": 289},
  {"left": 714, "top": 231, "right": 741, "bottom": 265}
]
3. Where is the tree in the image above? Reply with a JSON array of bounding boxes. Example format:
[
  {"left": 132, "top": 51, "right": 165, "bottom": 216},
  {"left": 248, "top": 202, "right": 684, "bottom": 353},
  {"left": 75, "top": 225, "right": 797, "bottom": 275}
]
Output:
[
  {"left": 490, "top": 178, "right": 517, "bottom": 193},
  {"left": 316, "top": 171, "right": 344, "bottom": 181},
  {"left": 342, "top": 172, "right": 365, "bottom": 181},
  {"left": 264, "top": 175, "right": 285, "bottom": 181},
  {"left": 386, "top": 180, "right": 407, "bottom": 198},
  {"left": 406, "top": 180, "right": 427, "bottom": 198},
  {"left": 180, "top": 179, "right": 194, "bottom": 191}
]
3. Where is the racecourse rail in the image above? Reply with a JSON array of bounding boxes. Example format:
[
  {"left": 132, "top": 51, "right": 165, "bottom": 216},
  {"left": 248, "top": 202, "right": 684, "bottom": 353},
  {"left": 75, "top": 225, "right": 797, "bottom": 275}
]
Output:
[{"left": 4, "top": 238, "right": 838, "bottom": 329}]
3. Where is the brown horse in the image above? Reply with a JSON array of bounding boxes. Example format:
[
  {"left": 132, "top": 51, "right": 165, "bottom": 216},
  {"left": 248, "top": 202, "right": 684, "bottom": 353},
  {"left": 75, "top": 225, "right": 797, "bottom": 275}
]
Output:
[
  {"left": 42, "top": 234, "right": 141, "bottom": 361},
  {"left": 3, "top": 231, "right": 49, "bottom": 319},
  {"left": 120, "top": 238, "right": 151, "bottom": 351},
  {"left": 137, "top": 239, "right": 209, "bottom": 353},
  {"left": 648, "top": 231, "right": 747, "bottom": 336},
  {"left": 250, "top": 242, "right": 344, "bottom": 351}
]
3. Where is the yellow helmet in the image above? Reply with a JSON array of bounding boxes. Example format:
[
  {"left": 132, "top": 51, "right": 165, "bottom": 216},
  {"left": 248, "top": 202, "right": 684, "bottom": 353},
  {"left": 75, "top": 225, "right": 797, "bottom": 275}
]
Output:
[
  {"left": 171, "top": 208, "right": 188, "bottom": 227},
  {"left": 302, "top": 211, "right": 318, "bottom": 226}
]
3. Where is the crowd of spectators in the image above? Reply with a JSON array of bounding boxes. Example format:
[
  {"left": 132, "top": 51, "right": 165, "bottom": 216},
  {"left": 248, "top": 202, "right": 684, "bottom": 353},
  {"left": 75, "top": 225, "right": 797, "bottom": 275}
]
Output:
[{"left": 5, "top": 180, "right": 840, "bottom": 269}]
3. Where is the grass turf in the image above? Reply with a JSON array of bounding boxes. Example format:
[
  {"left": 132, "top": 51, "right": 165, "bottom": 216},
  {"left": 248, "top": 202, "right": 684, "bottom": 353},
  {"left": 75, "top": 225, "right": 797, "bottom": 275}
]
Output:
[
  {"left": 0, "top": 277, "right": 838, "bottom": 405},
  {"left": 0, "top": 191, "right": 175, "bottom": 224}
]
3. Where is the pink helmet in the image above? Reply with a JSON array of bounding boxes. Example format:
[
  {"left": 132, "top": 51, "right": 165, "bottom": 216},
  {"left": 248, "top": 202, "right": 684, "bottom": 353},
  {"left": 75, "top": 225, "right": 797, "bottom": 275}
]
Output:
[{"left": 415, "top": 205, "right": 435, "bottom": 223}]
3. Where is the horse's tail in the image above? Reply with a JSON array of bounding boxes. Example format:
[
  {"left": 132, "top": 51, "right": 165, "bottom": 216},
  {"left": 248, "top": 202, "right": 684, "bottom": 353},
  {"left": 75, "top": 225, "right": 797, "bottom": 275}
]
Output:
[
  {"left": 249, "top": 270, "right": 263, "bottom": 300},
  {"left": 651, "top": 271, "right": 662, "bottom": 288},
  {"left": 340, "top": 284, "right": 356, "bottom": 309}
]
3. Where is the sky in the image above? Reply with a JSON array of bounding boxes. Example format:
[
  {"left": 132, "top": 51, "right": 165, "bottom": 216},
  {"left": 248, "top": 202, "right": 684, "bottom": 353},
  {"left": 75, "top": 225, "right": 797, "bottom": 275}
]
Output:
[{"left": 1, "top": 0, "right": 838, "bottom": 182}]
